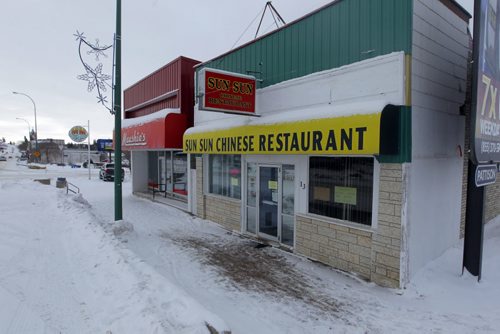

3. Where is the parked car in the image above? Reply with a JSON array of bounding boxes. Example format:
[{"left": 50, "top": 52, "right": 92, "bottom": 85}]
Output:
[
  {"left": 0, "top": 156, "right": 7, "bottom": 162},
  {"left": 99, "top": 163, "right": 124, "bottom": 182}
]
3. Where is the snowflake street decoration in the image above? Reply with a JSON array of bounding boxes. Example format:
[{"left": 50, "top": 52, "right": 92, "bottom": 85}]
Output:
[
  {"left": 78, "top": 64, "right": 111, "bottom": 92},
  {"left": 87, "top": 39, "right": 108, "bottom": 61},
  {"left": 75, "top": 31, "right": 114, "bottom": 114}
]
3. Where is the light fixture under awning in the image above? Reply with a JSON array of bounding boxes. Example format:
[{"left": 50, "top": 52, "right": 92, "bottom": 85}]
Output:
[{"left": 183, "top": 102, "right": 386, "bottom": 155}]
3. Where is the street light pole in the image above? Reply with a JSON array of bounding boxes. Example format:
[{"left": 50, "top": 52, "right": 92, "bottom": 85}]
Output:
[
  {"left": 114, "top": 0, "right": 123, "bottom": 221},
  {"left": 73, "top": 1, "right": 122, "bottom": 221},
  {"left": 16, "top": 117, "right": 31, "bottom": 156},
  {"left": 13, "top": 92, "right": 38, "bottom": 161},
  {"left": 81, "top": 120, "right": 92, "bottom": 180}
]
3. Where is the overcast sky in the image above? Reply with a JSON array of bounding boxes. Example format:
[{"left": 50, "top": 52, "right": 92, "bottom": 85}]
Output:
[{"left": 0, "top": 0, "right": 474, "bottom": 144}]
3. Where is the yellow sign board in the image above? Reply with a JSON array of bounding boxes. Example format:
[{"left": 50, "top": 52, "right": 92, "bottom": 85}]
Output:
[
  {"left": 183, "top": 113, "right": 381, "bottom": 155},
  {"left": 33, "top": 151, "right": 41, "bottom": 158}
]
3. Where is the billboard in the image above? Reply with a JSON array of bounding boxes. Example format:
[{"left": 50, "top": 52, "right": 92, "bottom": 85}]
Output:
[
  {"left": 198, "top": 68, "right": 256, "bottom": 115},
  {"left": 472, "top": 0, "right": 500, "bottom": 163},
  {"left": 96, "top": 139, "right": 113, "bottom": 152}
]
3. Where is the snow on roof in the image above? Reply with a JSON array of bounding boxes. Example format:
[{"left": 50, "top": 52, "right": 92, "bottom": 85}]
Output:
[
  {"left": 186, "top": 99, "right": 388, "bottom": 135},
  {"left": 122, "top": 108, "right": 180, "bottom": 129}
]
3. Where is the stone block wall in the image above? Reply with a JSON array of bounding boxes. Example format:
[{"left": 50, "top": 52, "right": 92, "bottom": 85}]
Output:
[
  {"left": 195, "top": 156, "right": 241, "bottom": 232},
  {"left": 196, "top": 156, "right": 206, "bottom": 219},
  {"left": 296, "top": 215, "right": 373, "bottom": 279},
  {"left": 205, "top": 195, "right": 241, "bottom": 232},
  {"left": 485, "top": 174, "right": 500, "bottom": 223},
  {"left": 371, "top": 163, "right": 404, "bottom": 288},
  {"left": 196, "top": 155, "right": 405, "bottom": 288},
  {"left": 296, "top": 163, "right": 404, "bottom": 288}
]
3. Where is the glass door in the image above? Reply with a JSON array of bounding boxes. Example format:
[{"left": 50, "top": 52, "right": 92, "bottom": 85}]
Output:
[
  {"left": 281, "top": 165, "right": 295, "bottom": 246},
  {"left": 245, "top": 163, "right": 295, "bottom": 246},
  {"left": 246, "top": 163, "right": 257, "bottom": 233},
  {"left": 258, "top": 166, "right": 280, "bottom": 239}
]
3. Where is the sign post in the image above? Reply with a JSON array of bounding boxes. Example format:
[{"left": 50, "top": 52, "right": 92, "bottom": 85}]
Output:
[
  {"left": 463, "top": 0, "right": 500, "bottom": 280},
  {"left": 68, "top": 124, "right": 90, "bottom": 179},
  {"left": 114, "top": 0, "right": 123, "bottom": 221}
]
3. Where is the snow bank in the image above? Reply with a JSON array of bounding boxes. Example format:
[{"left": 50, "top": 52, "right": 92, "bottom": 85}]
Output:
[{"left": 122, "top": 108, "right": 180, "bottom": 129}]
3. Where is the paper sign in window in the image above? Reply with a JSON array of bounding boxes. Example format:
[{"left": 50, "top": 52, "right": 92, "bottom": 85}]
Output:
[
  {"left": 271, "top": 191, "right": 278, "bottom": 202},
  {"left": 268, "top": 181, "right": 278, "bottom": 190},
  {"left": 231, "top": 177, "right": 239, "bottom": 186},
  {"left": 334, "top": 186, "right": 357, "bottom": 205},
  {"left": 313, "top": 187, "right": 330, "bottom": 201}
]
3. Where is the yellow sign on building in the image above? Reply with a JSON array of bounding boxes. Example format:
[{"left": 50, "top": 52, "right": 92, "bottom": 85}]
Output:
[{"left": 183, "top": 113, "right": 381, "bottom": 155}]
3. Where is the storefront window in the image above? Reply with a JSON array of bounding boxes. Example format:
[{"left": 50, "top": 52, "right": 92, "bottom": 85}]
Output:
[
  {"left": 166, "top": 151, "right": 173, "bottom": 193},
  {"left": 208, "top": 155, "right": 241, "bottom": 199},
  {"left": 173, "top": 153, "right": 188, "bottom": 197},
  {"left": 148, "top": 151, "right": 159, "bottom": 186},
  {"left": 309, "top": 157, "right": 374, "bottom": 226},
  {"left": 147, "top": 150, "right": 188, "bottom": 200}
]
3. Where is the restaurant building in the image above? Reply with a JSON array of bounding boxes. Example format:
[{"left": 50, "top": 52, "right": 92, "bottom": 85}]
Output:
[
  {"left": 181, "top": 0, "right": 490, "bottom": 288},
  {"left": 122, "top": 56, "right": 200, "bottom": 208}
]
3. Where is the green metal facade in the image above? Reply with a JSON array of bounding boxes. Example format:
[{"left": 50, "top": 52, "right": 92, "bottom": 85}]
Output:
[
  {"left": 200, "top": 0, "right": 413, "bottom": 88},
  {"left": 198, "top": 0, "right": 413, "bottom": 163}
]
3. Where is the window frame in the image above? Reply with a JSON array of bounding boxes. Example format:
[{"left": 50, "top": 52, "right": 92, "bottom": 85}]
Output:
[
  {"left": 306, "top": 155, "right": 379, "bottom": 229},
  {"left": 205, "top": 154, "right": 242, "bottom": 200}
]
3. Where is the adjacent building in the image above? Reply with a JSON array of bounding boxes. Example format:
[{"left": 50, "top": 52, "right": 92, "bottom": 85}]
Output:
[{"left": 122, "top": 56, "right": 200, "bottom": 208}]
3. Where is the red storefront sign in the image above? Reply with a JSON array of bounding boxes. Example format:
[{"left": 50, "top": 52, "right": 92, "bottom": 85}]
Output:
[
  {"left": 199, "top": 68, "right": 256, "bottom": 115},
  {"left": 120, "top": 113, "right": 187, "bottom": 150}
]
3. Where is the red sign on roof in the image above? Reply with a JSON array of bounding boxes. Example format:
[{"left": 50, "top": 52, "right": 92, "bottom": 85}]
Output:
[{"left": 199, "top": 68, "right": 256, "bottom": 115}]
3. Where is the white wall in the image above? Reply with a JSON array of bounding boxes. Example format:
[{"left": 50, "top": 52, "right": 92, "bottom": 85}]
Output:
[
  {"left": 131, "top": 151, "right": 148, "bottom": 193},
  {"left": 408, "top": 0, "right": 469, "bottom": 278}
]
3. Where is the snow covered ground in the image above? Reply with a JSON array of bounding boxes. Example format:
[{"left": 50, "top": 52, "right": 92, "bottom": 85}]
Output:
[{"left": 1, "top": 149, "right": 499, "bottom": 333}]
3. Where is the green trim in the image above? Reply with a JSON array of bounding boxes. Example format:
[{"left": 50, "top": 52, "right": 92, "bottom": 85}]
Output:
[{"left": 378, "top": 106, "right": 412, "bottom": 163}]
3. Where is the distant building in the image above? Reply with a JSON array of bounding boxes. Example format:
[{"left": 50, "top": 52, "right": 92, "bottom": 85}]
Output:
[
  {"left": 63, "top": 149, "right": 104, "bottom": 166},
  {"left": 37, "top": 139, "right": 65, "bottom": 164}
]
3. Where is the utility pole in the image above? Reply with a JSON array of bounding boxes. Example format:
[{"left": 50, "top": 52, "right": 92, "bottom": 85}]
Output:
[
  {"left": 114, "top": 0, "right": 123, "bottom": 221},
  {"left": 74, "top": 0, "right": 123, "bottom": 221},
  {"left": 13, "top": 92, "right": 38, "bottom": 161}
]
